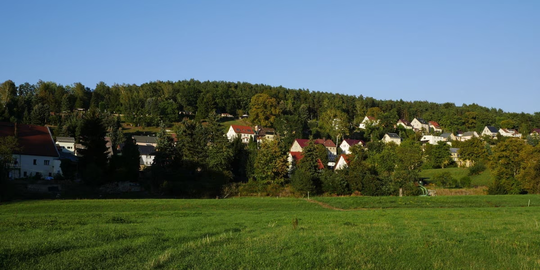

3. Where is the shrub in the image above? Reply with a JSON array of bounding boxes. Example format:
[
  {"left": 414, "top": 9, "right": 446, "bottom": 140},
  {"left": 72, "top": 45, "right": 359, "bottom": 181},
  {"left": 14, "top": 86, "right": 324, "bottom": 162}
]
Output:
[
  {"left": 468, "top": 162, "right": 486, "bottom": 176},
  {"left": 459, "top": 176, "right": 472, "bottom": 188},
  {"left": 320, "top": 170, "right": 349, "bottom": 195},
  {"left": 432, "top": 172, "right": 456, "bottom": 188}
]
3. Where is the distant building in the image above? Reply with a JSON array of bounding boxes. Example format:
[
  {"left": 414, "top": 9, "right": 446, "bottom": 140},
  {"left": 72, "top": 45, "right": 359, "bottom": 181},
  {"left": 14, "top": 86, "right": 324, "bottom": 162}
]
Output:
[
  {"left": 429, "top": 121, "right": 443, "bottom": 133},
  {"left": 382, "top": 133, "right": 402, "bottom": 145},
  {"left": 411, "top": 118, "right": 429, "bottom": 132},
  {"left": 339, "top": 139, "right": 364, "bottom": 154},
  {"left": 396, "top": 119, "right": 413, "bottom": 130},
  {"left": 226, "top": 125, "right": 255, "bottom": 143},
  {"left": 420, "top": 135, "right": 445, "bottom": 145},
  {"left": 359, "top": 116, "right": 378, "bottom": 129},
  {"left": 482, "top": 126, "right": 499, "bottom": 138},
  {"left": 133, "top": 135, "right": 158, "bottom": 147},
  {"left": 499, "top": 128, "right": 522, "bottom": 138},
  {"left": 55, "top": 137, "right": 76, "bottom": 154}
]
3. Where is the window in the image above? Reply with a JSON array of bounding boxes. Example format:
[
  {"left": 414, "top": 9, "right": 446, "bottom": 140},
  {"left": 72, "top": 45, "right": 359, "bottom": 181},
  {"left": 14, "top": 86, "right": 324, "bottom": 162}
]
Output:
[
  {"left": 33, "top": 159, "right": 37, "bottom": 165},
  {"left": 44, "top": 160, "right": 50, "bottom": 166}
]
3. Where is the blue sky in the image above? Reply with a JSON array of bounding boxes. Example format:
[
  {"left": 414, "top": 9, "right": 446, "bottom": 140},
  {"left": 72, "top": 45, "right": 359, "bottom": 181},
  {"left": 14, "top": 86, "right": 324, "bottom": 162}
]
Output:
[{"left": 1, "top": 1, "right": 539, "bottom": 114}]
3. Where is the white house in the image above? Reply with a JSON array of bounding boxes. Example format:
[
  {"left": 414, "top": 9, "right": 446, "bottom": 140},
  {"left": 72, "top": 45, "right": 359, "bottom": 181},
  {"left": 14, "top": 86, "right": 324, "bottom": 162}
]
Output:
[
  {"left": 411, "top": 118, "right": 429, "bottom": 132},
  {"left": 227, "top": 125, "right": 255, "bottom": 143},
  {"left": 288, "top": 138, "right": 337, "bottom": 167},
  {"left": 55, "top": 137, "right": 76, "bottom": 154},
  {"left": 138, "top": 145, "right": 156, "bottom": 168},
  {"left": 359, "top": 116, "right": 378, "bottom": 129},
  {"left": 382, "top": 133, "right": 402, "bottom": 145},
  {"left": 482, "top": 126, "right": 499, "bottom": 138},
  {"left": 420, "top": 135, "right": 445, "bottom": 145},
  {"left": 530, "top": 129, "right": 540, "bottom": 138},
  {"left": 458, "top": 131, "right": 479, "bottom": 141},
  {"left": 334, "top": 154, "right": 351, "bottom": 170},
  {"left": 1, "top": 122, "right": 63, "bottom": 179},
  {"left": 499, "top": 128, "right": 522, "bottom": 138},
  {"left": 339, "top": 139, "right": 364, "bottom": 154},
  {"left": 396, "top": 119, "right": 413, "bottom": 130}
]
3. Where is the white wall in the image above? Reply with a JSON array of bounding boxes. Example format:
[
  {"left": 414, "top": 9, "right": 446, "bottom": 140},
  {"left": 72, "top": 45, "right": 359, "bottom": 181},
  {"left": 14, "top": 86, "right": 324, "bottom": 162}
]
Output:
[{"left": 11, "top": 154, "right": 62, "bottom": 179}]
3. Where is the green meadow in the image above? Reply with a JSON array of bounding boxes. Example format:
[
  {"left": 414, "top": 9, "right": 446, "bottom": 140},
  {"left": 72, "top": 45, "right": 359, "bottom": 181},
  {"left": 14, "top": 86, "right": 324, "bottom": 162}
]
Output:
[{"left": 2, "top": 196, "right": 540, "bottom": 269}]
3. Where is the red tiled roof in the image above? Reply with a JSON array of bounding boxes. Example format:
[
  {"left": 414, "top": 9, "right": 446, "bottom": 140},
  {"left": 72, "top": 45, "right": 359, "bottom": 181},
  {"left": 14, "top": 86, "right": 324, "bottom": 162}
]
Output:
[
  {"left": 0, "top": 122, "right": 59, "bottom": 157},
  {"left": 531, "top": 129, "right": 540, "bottom": 134},
  {"left": 429, "top": 121, "right": 441, "bottom": 128},
  {"left": 366, "top": 116, "right": 376, "bottom": 121},
  {"left": 294, "top": 138, "right": 336, "bottom": 148},
  {"left": 230, "top": 125, "right": 254, "bottom": 135}
]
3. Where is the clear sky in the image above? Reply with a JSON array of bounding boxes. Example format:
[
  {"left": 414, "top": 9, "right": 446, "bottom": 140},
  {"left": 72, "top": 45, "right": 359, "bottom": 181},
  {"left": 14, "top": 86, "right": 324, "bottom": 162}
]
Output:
[{"left": 1, "top": 1, "right": 539, "bottom": 114}]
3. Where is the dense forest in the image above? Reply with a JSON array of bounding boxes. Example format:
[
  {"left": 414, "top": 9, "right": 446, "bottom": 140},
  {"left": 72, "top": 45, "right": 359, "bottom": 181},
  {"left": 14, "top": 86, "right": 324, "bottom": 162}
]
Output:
[{"left": 1, "top": 79, "right": 540, "bottom": 198}]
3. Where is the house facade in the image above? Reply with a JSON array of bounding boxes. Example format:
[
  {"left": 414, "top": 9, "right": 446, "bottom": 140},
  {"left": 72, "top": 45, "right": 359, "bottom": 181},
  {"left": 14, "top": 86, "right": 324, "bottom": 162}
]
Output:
[
  {"left": 396, "top": 119, "right": 413, "bottom": 130},
  {"left": 226, "top": 125, "right": 255, "bottom": 143},
  {"left": 55, "top": 137, "right": 76, "bottom": 154},
  {"left": 499, "top": 128, "right": 522, "bottom": 138},
  {"left": 482, "top": 126, "right": 499, "bottom": 138},
  {"left": 420, "top": 135, "right": 445, "bottom": 145},
  {"left": 359, "top": 116, "right": 378, "bottom": 129},
  {"left": 411, "top": 118, "right": 429, "bottom": 132},
  {"left": 339, "top": 139, "right": 364, "bottom": 154},
  {"left": 0, "top": 122, "right": 63, "bottom": 179},
  {"left": 458, "top": 131, "right": 479, "bottom": 141},
  {"left": 288, "top": 138, "right": 337, "bottom": 168},
  {"left": 382, "top": 133, "right": 402, "bottom": 145},
  {"left": 334, "top": 154, "right": 350, "bottom": 170}
]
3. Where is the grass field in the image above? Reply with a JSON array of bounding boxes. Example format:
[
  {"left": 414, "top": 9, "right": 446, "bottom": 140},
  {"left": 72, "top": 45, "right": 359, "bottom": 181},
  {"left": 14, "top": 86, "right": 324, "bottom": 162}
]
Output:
[
  {"left": 2, "top": 196, "right": 540, "bottom": 269},
  {"left": 420, "top": 167, "right": 493, "bottom": 186}
]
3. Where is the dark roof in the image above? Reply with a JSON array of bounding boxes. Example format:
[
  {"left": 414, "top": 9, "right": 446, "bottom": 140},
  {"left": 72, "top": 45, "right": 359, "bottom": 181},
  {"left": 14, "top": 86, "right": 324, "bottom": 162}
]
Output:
[
  {"left": 258, "top": 127, "right": 275, "bottom": 136},
  {"left": 386, "top": 133, "right": 401, "bottom": 139},
  {"left": 138, "top": 145, "right": 157, "bottom": 155},
  {"left": 415, "top": 118, "right": 428, "bottom": 124},
  {"left": 486, "top": 126, "right": 498, "bottom": 133},
  {"left": 133, "top": 135, "right": 158, "bottom": 144},
  {"left": 0, "top": 122, "right": 59, "bottom": 157}
]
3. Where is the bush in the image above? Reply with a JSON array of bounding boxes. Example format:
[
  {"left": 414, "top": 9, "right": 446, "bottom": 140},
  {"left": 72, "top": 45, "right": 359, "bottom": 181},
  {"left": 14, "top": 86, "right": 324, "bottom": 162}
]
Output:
[
  {"left": 320, "top": 170, "right": 349, "bottom": 195},
  {"left": 290, "top": 168, "right": 318, "bottom": 195},
  {"left": 432, "top": 172, "right": 456, "bottom": 188},
  {"left": 459, "top": 176, "right": 472, "bottom": 188},
  {"left": 468, "top": 162, "right": 486, "bottom": 176}
]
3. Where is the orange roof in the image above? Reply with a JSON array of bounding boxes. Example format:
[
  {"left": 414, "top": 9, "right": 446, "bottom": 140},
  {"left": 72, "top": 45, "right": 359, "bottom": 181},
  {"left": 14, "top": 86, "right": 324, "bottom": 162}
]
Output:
[
  {"left": 294, "top": 138, "right": 336, "bottom": 148},
  {"left": 429, "top": 121, "right": 441, "bottom": 128},
  {"left": 230, "top": 125, "right": 254, "bottom": 135}
]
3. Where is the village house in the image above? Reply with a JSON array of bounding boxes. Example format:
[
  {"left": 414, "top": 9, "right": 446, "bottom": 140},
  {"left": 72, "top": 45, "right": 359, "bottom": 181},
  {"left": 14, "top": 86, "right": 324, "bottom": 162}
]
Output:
[
  {"left": 457, "top": 131, "right": 479, "bottom": 141},
  {"left": 450, "top": 148, "right": 473, "bottom": 167},
  {"left": 429, "top": 121, "right": 443, "bottom": 133},
  {"left": 440, "top": 132, "right": 457, "bottom": 142},
  {"left": 55, "top": 137, "right": 76, "bottom": 154},
  {"left": 138, "top": 145, "right": 156, "bottom": 169},
  {"left": 0, "top": 122, "right": 63, "bottom": 179},
  {"left": 359, "top": 116, "right": 378, "bottom": 129},
  {"left": 396, "top": 119, "right": 413, "bottom": 130},
  {"left": 226, "top": 125, "right": 255, "bottom": 143},
  {"left": 499, "top": 128, "right": 522, "bottom": 138},
  {"left": 288, "top": 138, "right": 337, "bottom": 168},
  {"left": 420, "top": 135, "right": 446, "bottom": 145},
  {"left": 254, "top": 126, "right": 276, "bottom": 142},
  {"left": 382, "top": 133, "right": 402, "bottom": 145},
  {"left": 334, "top": 154, "right": 351, "bottom": 170},
  {"left": 530, "top": 129, "right": 540, "bottom": 138},
  {"left": 410, "top": 118, "right": 429, "bottom": 132},
  {"left": 339, "top": 139, "right": 364, "bottom": 154},
  {"left": 482, "top": 126, "right": 499, "bottom": 138}
]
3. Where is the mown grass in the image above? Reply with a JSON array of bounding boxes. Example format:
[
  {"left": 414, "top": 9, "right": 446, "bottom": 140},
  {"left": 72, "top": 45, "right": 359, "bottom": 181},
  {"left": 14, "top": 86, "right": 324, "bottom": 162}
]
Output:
[
  {"left": 421, "top": 167, "right": 493, "bottom": 186},
  {"left": 2, "top": 197, "right": 540, "bottom": 269}
]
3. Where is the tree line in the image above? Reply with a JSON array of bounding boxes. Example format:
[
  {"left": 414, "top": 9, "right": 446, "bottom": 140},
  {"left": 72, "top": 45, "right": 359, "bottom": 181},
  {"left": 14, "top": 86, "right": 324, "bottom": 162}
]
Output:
[{"left": 1, "top": 79, "right": 540, "bottom": 197}]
